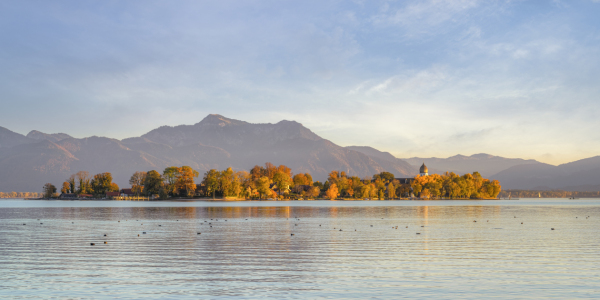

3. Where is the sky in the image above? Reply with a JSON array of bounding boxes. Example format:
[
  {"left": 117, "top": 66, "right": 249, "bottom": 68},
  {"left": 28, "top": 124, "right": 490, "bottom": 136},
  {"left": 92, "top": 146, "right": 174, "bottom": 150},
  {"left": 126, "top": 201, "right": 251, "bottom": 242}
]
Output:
[{"left": 1, "top": 0, "right": 599, "bottom": 165}]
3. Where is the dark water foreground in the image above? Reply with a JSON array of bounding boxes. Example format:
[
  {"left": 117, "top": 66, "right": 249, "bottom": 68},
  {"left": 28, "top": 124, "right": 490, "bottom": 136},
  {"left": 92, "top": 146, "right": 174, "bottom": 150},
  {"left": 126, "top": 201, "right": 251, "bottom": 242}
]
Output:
[{"left": 1, "top": 199, "right": 599, "bottom": 299}]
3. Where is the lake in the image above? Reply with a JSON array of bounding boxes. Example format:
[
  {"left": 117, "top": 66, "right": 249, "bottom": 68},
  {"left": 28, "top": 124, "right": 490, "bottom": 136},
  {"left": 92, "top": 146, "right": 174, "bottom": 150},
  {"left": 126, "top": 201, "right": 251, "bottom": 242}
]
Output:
[{"left": 1, "top": 199, "right": 599, "bottom": 299}]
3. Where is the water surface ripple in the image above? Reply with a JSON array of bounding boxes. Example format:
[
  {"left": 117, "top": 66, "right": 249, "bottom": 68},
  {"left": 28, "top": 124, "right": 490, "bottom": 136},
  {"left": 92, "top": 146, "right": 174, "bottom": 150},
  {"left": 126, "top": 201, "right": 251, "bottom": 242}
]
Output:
[{"left": 1, "top": 199, "right": 599, "bottom": 299}]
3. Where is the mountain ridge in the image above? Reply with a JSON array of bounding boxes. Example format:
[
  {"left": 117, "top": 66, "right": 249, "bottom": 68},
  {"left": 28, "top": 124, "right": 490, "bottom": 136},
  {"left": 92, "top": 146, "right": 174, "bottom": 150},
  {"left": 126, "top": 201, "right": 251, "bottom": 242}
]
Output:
[{"left": 0, "top": 114, "right": 598, "bottom": 192}]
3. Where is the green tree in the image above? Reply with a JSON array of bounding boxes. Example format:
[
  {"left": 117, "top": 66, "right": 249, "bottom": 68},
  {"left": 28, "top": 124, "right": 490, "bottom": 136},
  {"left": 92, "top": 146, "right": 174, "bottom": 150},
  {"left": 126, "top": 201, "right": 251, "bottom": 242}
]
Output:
[
  {"left": 43, "top": 183, "right": 57, "bottom": 199},
  {"left": 163, "top": 167, "right": 179, "bottom": 195},
  {"left": 68, "top": 175, "right": 76, "bottom": 193},
  {"left": 273, "top": 170, "right": 292, "bottom": 195},
  {"left": 75, "top": 171, "right": 91, "bottom": 194},
  {"left": 202, "top": 169, "right": 221, "bottom": 199},
  {"left": 377, "top": 171, "right": 395, "bottom": 182},
  {"left": 90, "top": 172, "right": 114, "bottom": 195},
  {"left": 143, "top": 170, "right": 163, "bottom": 196}
]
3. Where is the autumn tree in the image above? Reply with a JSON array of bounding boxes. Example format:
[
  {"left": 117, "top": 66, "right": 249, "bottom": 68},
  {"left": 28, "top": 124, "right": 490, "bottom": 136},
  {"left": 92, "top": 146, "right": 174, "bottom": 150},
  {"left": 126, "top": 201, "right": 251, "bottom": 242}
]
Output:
[
  {"left": 61, "top": 182, "right": 70, "bottom": 194},
  {"left": 388, "top": 182, "right": 396, "bottom": 199},
  {"left": 129, "top": 171, "right": 147, "bottom": 196},
  {"left": 256, "top": 176, "right": 271, "bottom": 199},
  {"left": 264, "top": 162, "right": 277, "bottom": 179},
  {"left": 174, "top": 166, "right": 199, "bottom": 198},
  {"left": 202, "top": 169, "right": 221, "bottom": 199},
  {"left": 325, "top": 183, "right": 339, "bottom": 200},
  {"left": 90, "top": 172, "right": 114, "bottom": 195},
  {"left": 306, "top": 186, "right": 321, "bottom": 199},
  {"left": 250, "top": 165, "right": 264, "bottom": 180}
]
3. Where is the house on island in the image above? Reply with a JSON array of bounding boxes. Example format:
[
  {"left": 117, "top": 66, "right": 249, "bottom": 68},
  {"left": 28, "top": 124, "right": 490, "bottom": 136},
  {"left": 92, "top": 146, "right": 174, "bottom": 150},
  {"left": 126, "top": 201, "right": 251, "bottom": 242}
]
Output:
[
  {"left": 270, "top": 183, "right": 290, "bottom": 195},
  {"left": 120, "top": 189, "right": 135, "bottom": 197},
  {"left": 106, "top": 192, "right": 120, "bottom": 199},
  {"left": 392, "top": 163, "right": 429, "bottom": 198},
  {"left": 59, "top": 193, "right": 77, "bottom": 199}
]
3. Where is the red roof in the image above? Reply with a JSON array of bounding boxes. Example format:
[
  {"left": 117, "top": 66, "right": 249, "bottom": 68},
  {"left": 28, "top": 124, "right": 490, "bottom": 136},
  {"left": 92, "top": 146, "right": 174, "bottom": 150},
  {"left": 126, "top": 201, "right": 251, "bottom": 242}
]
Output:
[
  {"left": 121, "top": 189, "right": 134, "bottom": 195},
  {"left": 106, "top": 192, "right": 120, "bottom": 197}
]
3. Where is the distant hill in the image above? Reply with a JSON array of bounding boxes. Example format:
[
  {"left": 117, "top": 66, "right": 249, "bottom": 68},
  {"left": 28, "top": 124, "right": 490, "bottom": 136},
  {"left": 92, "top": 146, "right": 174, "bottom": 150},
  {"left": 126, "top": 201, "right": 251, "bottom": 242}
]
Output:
[
  {"left": 26, "top": 130, "right": 72, "bottom": 143},
  {"left": 403, "top": 154, "right": 542, "bottom": 178},
  {"left": 0, "top": 114, "right": 416, "bottom": 192},
  {"left": 1, "top": 115, "right": 598, "bottom": 192},
  {"left": 0, "top": 126, "right": 34, "bottom": 148},
  {"left": 491, "top": 156, "right": 600, "bottom": 191}
]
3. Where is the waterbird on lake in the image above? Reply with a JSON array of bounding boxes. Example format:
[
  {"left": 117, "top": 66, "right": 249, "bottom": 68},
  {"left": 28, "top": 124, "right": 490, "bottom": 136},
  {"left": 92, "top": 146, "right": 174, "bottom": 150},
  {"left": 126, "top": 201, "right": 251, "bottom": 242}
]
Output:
[
  {"left": 339, "top": 229, "right": 342, "bottom": 231},
  {"left": 473, "top": 220, "right": 477, "bottom": 222},
  {"left": 521, "top": 222, "right": 523, "bottom": 224},
  {"left": 197, "top": 233, "right": 201, "bottom": 235},
  {"left": 104, "top": 242, "right": 107, "bottom": 244},
  {"left": 90, "top": 243, "right": 95, "bottom": 246},
  {"left": 291, "top": 234, "right": 294, "bottom": 236},
  {"left": 143, "top": 232, "right": 146, "bottom": 234},
  {"left": 104, "top": 234, "right": 107, "bottom": 236},
  {"left": 551, "top": 228, "right": 555, "bottom": 230},
  {"left": 416, "top": 233, "right": 420, "bottom": 235}
]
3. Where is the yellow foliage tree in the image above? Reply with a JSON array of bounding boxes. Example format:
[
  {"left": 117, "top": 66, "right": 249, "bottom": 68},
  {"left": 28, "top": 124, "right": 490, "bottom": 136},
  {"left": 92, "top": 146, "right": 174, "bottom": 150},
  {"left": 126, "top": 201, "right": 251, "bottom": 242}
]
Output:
[{"left": 325, "top": 183, "right": 339, "bottom": 200}]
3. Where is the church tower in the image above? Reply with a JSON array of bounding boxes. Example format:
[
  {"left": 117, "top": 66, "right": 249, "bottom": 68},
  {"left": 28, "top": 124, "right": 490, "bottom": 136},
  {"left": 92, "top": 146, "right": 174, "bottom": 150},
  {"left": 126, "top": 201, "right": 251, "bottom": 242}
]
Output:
[{"left": 419, "top": 163, "right": 428, "bottom": 176}]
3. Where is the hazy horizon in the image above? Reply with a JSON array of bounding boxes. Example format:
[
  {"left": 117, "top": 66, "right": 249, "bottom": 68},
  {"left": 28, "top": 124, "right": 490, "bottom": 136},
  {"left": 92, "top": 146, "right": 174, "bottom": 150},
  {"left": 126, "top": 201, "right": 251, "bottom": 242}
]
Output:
[{"left": 2, "top": 1, "right": 600, "bottom": 165}]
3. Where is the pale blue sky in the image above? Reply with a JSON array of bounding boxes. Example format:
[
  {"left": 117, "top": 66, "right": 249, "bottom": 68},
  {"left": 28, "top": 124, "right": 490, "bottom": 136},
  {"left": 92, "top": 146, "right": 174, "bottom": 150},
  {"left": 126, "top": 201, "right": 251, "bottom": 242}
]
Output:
[{"left": 1, "top": 0, "right": 599, "bottom": 164}]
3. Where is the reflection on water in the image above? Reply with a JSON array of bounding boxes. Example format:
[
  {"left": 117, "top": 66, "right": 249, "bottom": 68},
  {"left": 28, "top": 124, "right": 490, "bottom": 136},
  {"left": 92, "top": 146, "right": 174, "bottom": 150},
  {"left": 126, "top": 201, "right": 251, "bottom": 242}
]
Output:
[{"left": 1, "top": 200, "right": 600, "bottom": 299}]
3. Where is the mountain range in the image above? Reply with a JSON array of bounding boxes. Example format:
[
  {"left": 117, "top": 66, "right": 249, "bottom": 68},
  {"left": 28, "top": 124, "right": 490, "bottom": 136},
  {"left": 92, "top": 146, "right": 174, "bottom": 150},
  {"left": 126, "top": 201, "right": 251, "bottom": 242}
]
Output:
[{"left": 1, "top": 114, "right": 598, "bottom": 192}]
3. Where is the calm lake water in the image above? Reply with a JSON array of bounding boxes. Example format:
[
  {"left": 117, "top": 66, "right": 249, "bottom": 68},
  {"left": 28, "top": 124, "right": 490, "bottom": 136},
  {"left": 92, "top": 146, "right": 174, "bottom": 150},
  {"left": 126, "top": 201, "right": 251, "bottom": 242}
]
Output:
[{"left": 1, "top": 199, "right": 599, "bottom": 299}]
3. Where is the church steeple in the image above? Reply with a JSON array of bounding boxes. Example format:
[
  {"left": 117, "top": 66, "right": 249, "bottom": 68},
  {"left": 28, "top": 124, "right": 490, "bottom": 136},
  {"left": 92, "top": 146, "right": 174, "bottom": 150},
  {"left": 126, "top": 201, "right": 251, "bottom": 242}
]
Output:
[{"left": 419, "top": 162, "right": 428, "bottom": 176}]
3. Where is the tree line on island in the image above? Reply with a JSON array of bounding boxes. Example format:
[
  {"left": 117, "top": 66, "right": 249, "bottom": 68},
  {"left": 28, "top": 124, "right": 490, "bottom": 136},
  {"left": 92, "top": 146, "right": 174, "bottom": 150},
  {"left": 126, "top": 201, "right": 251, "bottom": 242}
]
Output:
[{"left": 38, "top": 162, "right": 502, "bottom": 200}]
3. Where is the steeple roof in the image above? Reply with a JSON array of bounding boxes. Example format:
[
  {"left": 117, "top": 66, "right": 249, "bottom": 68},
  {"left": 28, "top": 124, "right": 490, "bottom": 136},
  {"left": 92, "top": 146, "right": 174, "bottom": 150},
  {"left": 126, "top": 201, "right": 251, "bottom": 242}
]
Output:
[{"left": 420, "top": 163, "right": 428, "bottom": 174}]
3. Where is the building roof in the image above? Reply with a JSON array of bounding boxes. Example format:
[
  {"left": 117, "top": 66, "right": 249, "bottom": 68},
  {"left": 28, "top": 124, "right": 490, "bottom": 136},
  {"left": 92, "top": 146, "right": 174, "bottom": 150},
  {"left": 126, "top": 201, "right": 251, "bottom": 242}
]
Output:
[
  {"left": 420, "top": 163, "right": 428, "bottom": 173},
  {"left": 106, "top": 192, "right": 120, "bottom": 197},
  {"left": 121, "top": 189, "right": 134, "bottom": 195}
]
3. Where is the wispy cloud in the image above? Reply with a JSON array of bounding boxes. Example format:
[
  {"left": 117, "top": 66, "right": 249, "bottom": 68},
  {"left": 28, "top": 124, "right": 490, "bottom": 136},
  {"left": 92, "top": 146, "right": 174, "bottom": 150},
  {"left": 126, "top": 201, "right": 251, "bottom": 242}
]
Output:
[{"left": 0, "top": 0, "right": 599, "bottom": 164}]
